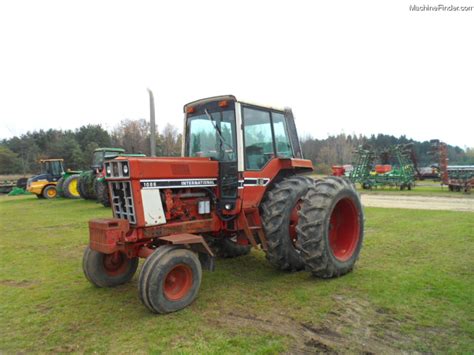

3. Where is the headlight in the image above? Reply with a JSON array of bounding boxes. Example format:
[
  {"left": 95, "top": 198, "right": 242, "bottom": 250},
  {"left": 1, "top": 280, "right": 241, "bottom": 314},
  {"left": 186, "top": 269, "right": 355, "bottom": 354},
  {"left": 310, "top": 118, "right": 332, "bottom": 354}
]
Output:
[
  {"left": 122, "top": 163, "right": 129, "bottom": 176},
  {"left": 106, "top": 165, "right": 111, "bottom": 176}
]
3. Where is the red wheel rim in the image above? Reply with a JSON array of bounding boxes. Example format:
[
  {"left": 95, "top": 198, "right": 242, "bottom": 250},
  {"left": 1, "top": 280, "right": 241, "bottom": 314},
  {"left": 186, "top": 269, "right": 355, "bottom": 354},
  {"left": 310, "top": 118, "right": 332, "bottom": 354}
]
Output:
[
  {"left": 289, "top": 200, "right": 302, "bottom": 246},
  {"left": 328, "top": 198, "right": 360, "bottom": 262},
  {"left": 103, "top": 252, "right": 128, "bottom": 276},
  {"left": 164, "top": 264, "right": 193, "bottom": 301}
]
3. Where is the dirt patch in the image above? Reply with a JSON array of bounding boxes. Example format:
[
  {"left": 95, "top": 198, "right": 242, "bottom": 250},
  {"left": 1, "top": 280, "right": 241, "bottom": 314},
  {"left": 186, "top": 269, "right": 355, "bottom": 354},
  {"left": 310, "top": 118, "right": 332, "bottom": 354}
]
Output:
[
  {"left": 211, "top": 295, "right": 419, "bottom": 353},
  {"left": 0, "top": 279, "right": 39, "bottom": 288},
  {"left": 361, "top": 194, "right": 474, "bottom": 212}
]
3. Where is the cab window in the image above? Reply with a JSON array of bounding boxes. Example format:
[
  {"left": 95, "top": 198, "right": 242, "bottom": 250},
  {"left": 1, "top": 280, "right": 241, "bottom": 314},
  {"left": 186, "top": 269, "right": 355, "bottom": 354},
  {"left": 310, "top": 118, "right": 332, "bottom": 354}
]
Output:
[
  {"left": 272, "top": 112, "right": 292, "bottom": 158},
  {"left": 187, "top": 110, "right": 236, "bottom": 161},
  {"left": 243, "top": 107, "right": 273, "bottom": 170}
]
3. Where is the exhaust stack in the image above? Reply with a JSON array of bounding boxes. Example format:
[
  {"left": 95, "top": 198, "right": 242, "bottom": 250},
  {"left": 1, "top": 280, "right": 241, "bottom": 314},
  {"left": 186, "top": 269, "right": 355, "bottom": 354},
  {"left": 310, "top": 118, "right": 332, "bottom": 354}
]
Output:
[{"left": 147, "top": 88, "right": 156, "bottom": 157}]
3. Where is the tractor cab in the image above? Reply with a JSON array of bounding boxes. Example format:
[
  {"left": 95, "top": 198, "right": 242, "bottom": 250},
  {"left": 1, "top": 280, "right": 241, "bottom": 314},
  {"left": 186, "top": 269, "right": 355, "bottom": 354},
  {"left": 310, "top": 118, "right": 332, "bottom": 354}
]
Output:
[
  {"left": 184, "top": 95, "right": 303, "bottom": 169},
  {"left": 39, "top": 159, "right": 64, "bottom": 179},
  {"left": 91, "top": 148, "right": 125, "bottom": 170}
]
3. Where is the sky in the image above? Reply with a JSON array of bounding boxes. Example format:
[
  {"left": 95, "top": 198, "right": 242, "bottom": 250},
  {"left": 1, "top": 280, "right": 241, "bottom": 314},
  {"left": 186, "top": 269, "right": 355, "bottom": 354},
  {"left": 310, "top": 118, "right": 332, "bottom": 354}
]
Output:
[{"left": 0, "top": 0, "right": 473, "bottom": 148}]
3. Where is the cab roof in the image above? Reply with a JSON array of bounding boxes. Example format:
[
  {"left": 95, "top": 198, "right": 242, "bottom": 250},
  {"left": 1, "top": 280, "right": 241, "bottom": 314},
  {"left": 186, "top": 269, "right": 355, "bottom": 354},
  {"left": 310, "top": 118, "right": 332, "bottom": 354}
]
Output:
[
  {"left": 94, "top": 147, "right": 125, "bottom": 153},
  {"left": 183, "top": 95, "right": 285, "bottom": 112},
  {"left": 40, "top": 159, "right": 63, "bottom": 162}
]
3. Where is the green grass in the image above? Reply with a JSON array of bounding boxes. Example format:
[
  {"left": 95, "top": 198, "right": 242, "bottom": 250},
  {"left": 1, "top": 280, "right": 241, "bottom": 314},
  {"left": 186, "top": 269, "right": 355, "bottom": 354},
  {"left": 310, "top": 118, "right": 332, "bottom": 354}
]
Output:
[
  {"left": 1, "top": 195, "right": 473, "bottom": 353},
  {"left": 357, "top": 183, "right": 474, "bottom": 198}
]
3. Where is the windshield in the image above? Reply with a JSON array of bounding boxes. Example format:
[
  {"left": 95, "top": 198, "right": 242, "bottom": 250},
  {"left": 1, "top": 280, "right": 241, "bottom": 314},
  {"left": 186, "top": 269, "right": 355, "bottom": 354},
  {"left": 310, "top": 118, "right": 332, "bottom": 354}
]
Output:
[
  {"left": 186, "top": 109, "right": 236, "bottom": 161},
  {"left": 42, "top": 161, "right": 63, "bottom": 176},
  {"left": 92, "top": 151, "right": 105, "bottom": 167}
]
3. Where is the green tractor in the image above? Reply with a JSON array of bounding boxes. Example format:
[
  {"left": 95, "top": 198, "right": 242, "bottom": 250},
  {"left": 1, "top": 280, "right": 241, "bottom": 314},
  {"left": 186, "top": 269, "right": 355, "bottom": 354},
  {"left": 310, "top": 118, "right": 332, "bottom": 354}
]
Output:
[
  {"left": 94, "top": 152, "right": 146, "bottom": 207},
  {"left": 56, "top": 169, "right": 82, "bottom": 199},
  {"left": 78, "top": 148, "right": 146, "bottom": 207},
  {"left": 78, "top": 148, "right": 126, "bottom": 201}
]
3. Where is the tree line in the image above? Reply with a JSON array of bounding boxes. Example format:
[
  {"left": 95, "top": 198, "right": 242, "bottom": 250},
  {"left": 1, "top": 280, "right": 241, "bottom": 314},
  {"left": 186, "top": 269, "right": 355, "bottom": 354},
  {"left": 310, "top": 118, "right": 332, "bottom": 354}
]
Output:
[
  {"left": 1, "top": 121, "right": 472, "bottom": 175},
  {"left": 0, "top": 120, "right": 181, "bottom": 174}
]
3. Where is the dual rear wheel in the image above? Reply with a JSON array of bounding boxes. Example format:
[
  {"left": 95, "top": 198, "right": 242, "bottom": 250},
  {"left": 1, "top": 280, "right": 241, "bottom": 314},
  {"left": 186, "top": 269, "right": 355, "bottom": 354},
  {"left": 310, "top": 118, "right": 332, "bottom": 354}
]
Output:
[{"left": 262, "top": 176, "right": 364, "bottom": 278}]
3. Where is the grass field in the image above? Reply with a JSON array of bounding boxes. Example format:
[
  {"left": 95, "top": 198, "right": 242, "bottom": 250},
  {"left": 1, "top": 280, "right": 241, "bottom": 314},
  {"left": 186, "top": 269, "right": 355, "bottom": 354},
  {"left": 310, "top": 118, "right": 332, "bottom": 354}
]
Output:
[
  {"left": 357, "top": 183, "right": 474, "bottom": 198},
  {"left": 1, "top": 195, "right": 473, "bottom": 353}
]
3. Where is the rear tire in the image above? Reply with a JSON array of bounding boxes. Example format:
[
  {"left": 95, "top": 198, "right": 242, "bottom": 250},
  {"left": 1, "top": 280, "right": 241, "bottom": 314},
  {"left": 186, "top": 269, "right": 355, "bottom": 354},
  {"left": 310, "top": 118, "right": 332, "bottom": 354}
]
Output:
[
  {"left": 42, "top": 185, "right": 57, "bottom": 199},
  {"left": 78, "top": 174, "right": 87, "bottom": 199},
  {"left": 297, "top": 176, "right": 364, "bottom": 278},
  {"left": 63, "top": 175, "right": 81, "bottom": 199},
  {"left": 82, "top": 246, "right": 138, "bottom": 287},
  {"left": 78, "top": 171, "right": 96, "bottom": 199},
  {"left": 261, "top": 175, "right": 315, "bottom": 271},
  {"left": 96, "top": 180, "right": 111, "bottom": 207},
  {"left": 56, "top": 177, "right": 65, "bottom": 197},
  {"left": 138, "top": 246, "right": 202, "bottom": 314}
]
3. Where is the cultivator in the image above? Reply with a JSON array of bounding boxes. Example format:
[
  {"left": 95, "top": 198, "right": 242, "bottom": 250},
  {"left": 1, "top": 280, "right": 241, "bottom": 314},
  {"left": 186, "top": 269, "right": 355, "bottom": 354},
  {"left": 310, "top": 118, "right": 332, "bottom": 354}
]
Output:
[
  {"left": 349, "top": 144, "right": 416, "bottom": 190},
  {"left": 348, "top": 146, "right": 375, "bottom": 186}
]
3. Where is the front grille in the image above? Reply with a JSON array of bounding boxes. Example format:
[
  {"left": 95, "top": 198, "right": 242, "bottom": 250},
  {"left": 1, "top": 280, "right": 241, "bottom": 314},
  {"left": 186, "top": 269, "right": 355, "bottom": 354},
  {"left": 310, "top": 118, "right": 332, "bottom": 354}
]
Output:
[
  {"left": 110, "top": 181, "right": 136, "bottom": 224},
  {"left": 105, "top": 161, "right": 130, "bottom": 178}
]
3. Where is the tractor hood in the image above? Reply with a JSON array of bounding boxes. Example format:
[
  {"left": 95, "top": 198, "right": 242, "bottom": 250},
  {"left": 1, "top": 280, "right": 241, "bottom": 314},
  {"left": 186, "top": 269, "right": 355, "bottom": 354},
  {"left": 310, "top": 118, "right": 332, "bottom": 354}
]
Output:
[
  {"left": 28, "top": 173, "right": 51, "bottom": 183},
  {"left": 105, "top": 157, "right": 219, "bottom": 181}
]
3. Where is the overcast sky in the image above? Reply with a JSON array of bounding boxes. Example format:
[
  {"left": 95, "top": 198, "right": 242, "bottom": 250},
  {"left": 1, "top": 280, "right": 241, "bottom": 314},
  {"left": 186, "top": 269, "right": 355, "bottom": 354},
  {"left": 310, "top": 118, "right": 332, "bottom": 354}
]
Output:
[{"left": 1, "top": 0, "right": 473, "bottom": 148}]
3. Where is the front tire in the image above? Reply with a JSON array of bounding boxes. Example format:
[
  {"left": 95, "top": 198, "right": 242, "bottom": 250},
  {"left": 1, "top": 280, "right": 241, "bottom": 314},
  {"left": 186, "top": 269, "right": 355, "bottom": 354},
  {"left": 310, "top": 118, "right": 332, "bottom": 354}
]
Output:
[
  {"left": 261, "top": 175, "right": 315, "bottom": 271},
  {"left": 138, "top": 246, "right": 202, "bottom": 314},
  {"left": 297, "top": 177, "right": 364, "bottom": 278},
  {"left": 42, "top": 185, "right": 57, "bottom": 199},
  {"left": 82, "top": 246, "right": 138, "bottom": 287}
]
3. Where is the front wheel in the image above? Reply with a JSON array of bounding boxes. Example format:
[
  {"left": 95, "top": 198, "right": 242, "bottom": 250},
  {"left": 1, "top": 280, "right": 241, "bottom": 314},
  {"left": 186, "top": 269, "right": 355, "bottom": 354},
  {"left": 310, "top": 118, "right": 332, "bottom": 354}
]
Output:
[
  {"left": 138, "top": 246, "right": 202, "bottom": 314},
  {"left": 42, "top": 185, "right": 57, "bottom": 199},
  {"left": 297, "top": 177, "right": 364, "bottom": 278},
  {"left": 82, "top": 246, "right": 138, "bottom": 287}
]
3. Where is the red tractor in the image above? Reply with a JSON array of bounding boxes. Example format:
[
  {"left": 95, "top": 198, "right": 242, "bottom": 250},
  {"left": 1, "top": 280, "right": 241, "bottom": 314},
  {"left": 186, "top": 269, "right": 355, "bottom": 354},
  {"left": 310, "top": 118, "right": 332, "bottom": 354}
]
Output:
[{"left": 83, "top": 95, "right": 364, "bottom": 313}]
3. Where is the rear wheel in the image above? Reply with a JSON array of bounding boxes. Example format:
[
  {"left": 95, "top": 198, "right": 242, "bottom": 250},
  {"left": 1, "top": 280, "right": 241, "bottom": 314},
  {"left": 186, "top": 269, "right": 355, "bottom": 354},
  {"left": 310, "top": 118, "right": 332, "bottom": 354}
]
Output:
[
  {"left": 42, "top": 185, "right": 57, "bottom": 199},
  {"left": 297, "top": 176, "right": 364, "bottom": 278},
  {"left": 63, "top": 175, "right": 81, "bottom": 199},
  {"left": 138, "top": 246, "right": 202, "bottom": 314},
  {"left": 261, "top": 175, "right": 315, "bottom": 271},
  {"left": 96, "top": 180, "right": 111, "bottom": 207},
  {"left": 78, "top": 174, "right": 87, "bottom": 198},
  {"left": 78, "top": 171, "right": 96, "bottom": 199},
  {"left": 56, "top": 177, "right": 65, "bottom": 197},
  {"left": 82, "top": 246, "right": 138, "bottom": 287}
]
